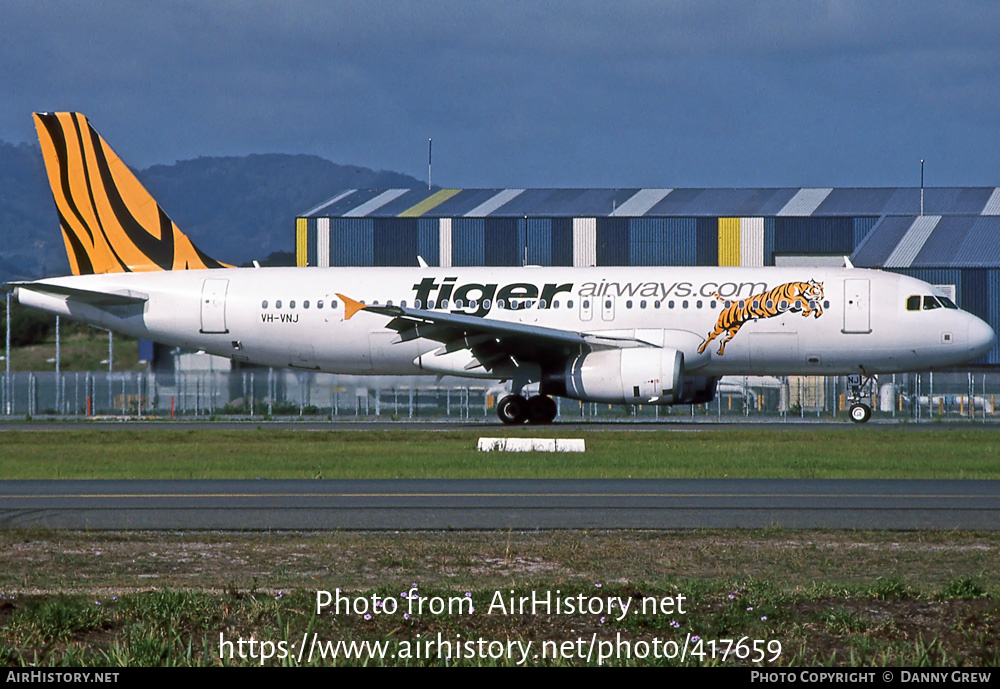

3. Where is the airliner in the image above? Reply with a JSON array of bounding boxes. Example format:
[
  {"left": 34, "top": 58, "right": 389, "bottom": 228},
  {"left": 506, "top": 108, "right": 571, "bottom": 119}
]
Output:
[{"left": 7, "top": 113, "right": 995, "bottom": 424}]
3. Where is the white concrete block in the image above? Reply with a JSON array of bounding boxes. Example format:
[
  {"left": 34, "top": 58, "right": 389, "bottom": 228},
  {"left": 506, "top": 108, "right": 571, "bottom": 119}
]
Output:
[{"left": 477, "top": 438, "right": 586, "bottom": 453}]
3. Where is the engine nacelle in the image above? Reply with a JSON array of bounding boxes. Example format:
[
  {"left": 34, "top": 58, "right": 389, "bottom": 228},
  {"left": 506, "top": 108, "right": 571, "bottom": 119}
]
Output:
[
  {"left": 544, "top": 347, "right": 684, "bottom": 404},
  {"left": 677, "top": 375, "right": 719, "bottom": 405}
]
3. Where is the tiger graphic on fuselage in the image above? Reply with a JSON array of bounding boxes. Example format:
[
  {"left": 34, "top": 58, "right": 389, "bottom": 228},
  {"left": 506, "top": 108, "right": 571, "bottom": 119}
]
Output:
[{"left": 698, "top": 280, "right": 825, "bottom": 356}]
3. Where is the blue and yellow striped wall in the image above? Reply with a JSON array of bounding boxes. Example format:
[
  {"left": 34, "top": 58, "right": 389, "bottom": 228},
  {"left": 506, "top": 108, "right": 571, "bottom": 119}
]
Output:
[{"left": 294, "top": 215, "right": 880, "bottom": 269}]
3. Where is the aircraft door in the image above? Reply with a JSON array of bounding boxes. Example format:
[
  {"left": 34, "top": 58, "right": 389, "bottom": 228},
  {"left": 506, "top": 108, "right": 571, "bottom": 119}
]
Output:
[
  {"left": 580, "top": 297, "right": 593, "bottom": 321},
  {"left": 843, "top": 279, "right": 871, "bottom": 334},
  {"left": 200, "top": 278, "right": 229, "bottom": 333},
  {"left": 601, "top": 296, "right": 616, "bottom": 321}
]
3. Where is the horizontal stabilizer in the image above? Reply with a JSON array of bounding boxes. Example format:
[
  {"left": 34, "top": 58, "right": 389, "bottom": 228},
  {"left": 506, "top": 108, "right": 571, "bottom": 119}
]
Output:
[{"left": 7, "top": 281, "right": 148, "bottom": 306}]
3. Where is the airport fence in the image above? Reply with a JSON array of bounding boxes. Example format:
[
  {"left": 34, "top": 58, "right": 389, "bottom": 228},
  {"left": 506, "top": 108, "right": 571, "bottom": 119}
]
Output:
[{"left": 1, "top": 369, "right": 999, "bottom": 422}]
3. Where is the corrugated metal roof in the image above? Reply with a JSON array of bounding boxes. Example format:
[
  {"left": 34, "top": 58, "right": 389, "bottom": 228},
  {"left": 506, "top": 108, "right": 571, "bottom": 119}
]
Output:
[
  {"left": 850, "top": 216, "right": 914, "bottom": 266},
  {"left": 776, "top": 188, "right": 832, "bottom": 216},
  {"left": 982, "top": 188, "right": 1000, "bottom": 215},
  {"left": 303, "top": 187, "right": 1000, "bottom": 219},
  {"left": 854, "top": 215, "right": 1000, "bottom": 268},
  {"left": 814, "top": 188, "right": 897, "bottom": 216},
  {"left": 342, "top": 189, "right": 409, "bottom": 217},
  {"left": 910, "top": 217, "right": 968, "bottom": 266},
  {"left": 951, "top": 217, "right": 1000, "bottom": 267},
  {"left": 610, "top": 188, "right": 673, "bottom": 216},
  {"left": 303, "top": 189, "right": 356, "bottom": 217},
  {"left": 498, "top": 188, "right": 639, "bottom": 216},
  {"left": 463, "top": 189, "right": 524, "bottom": 216},
  {"left": 884, "top": 216, "right": 941, "bottom": 268},
  {"left": 646, "top": 188, "right": 797, "bottom": 217}
]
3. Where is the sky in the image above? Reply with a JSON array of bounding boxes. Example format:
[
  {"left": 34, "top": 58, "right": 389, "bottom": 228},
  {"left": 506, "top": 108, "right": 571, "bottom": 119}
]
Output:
[{"left": 3, "top": 1, "right": 1000, "bottom": 188}]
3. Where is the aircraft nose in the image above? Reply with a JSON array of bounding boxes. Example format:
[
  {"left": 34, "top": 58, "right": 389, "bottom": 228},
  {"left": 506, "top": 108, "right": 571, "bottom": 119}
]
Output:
[{"left": 967, "top": 316, "right": 996, "bottom": 359}]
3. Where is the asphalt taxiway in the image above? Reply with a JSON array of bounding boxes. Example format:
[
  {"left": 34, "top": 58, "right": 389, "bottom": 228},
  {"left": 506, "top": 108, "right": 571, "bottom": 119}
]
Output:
[{"left": 1, "top": 479, "right": 997, "bottom": 530}]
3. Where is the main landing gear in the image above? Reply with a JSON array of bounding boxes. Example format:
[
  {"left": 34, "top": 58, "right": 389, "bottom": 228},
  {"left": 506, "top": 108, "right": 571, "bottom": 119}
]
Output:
[
  {"left": 497, "top": 394, "right": 558, "bottom": 425},
  {"left": 846, "top": 373, "right": 877, "bottom": 424}
]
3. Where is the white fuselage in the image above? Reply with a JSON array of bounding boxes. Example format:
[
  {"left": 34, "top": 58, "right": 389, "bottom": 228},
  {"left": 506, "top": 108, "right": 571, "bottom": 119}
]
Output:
[{"left": 16, "top": 266, "right": 996, "bottom": 381}]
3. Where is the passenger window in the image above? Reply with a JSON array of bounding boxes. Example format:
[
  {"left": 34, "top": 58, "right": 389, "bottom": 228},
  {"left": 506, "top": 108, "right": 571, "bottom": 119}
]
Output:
[
  {"left": 566, "top": 300, "right": 573, "bottom": 308},
  {"left": 304, "top": 301, "right": 310, "bottom": 309},
  {"left": 682, "top": 300, "right": 689, "bottom": 309},
  {"left": 427, "top": 300, "right": 436, "bottom": 309},
  {"left": 317, "top": 300, "right": 323, "bottom": 309},
  {"left": 626, "top": 300, "right": 633, "bottom": 309},
  {"left": 823, "top": 300, "right": 830, "bottom": 309},
  {"left": 469, "top": 300, "right": 477, "bottom": 310},
  {"left": 654, "top": 300, "right": 661, "bottom": 309},
  {"left": 640, "top": 300, "right": 646, "bottom": 309},
  {"left": 414, "top": 300, "right": 422, "bottom": 309},
  {"left": 697, "top": 300, "right": 703, "bottom": 309},
  {"left": 710, "top": 300, "right": 717, "bottom": 309},
  {"left": 276, "top": 300, "right": 282, "bottom": 309},
  {"left": 440, "top": 299, "right": 449, "bottom": 309},
  {"left": 290, "top": 300, "right": 296, "bottom": 309},
  {"left": 400, "top": 301, "right": 406, "bottom": 308},
  {"left": 539, "top": 299, "right": 547, "bottom": 309},
  {"left": 553, "top": 300, "right": 560, "bottom": 309},
  {"left": 907, "top": 296, "right": 921, "bottom": 311},
  {"left": 261, "top": 300, "right": 268, "bottom": 309},
  {"left": 483, "top": 299, "right": 492, "bottom": 310},
  {"left": 582, "top": 299, "right": 590, "bottom": 308},
  {"left": 331, "top": 300, "right": 339, "bottom": 309}
]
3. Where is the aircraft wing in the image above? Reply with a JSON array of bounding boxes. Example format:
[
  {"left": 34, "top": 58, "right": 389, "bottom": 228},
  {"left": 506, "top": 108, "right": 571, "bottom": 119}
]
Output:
[{"left": 338, "top": 293, "right": 658, "bottom": 374}]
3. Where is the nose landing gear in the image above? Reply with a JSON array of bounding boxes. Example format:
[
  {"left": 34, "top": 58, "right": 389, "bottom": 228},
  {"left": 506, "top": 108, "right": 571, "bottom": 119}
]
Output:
[{"left": 847, "top": 374, "right": 876, "bottom": 424}]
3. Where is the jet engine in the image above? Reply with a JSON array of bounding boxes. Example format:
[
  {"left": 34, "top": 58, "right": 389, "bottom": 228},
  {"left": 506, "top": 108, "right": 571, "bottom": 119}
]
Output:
[
  {"left": 677, "top": 375, "right": 720, "bottom": 405},
  {"left": 542, "top": 347, "right": 684, "bottom": 404}
]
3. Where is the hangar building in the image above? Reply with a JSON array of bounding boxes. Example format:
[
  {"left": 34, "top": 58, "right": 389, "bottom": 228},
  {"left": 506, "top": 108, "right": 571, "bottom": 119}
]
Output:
[{"left": 296, "top": 186, "right": 1000, "bottom": 366}]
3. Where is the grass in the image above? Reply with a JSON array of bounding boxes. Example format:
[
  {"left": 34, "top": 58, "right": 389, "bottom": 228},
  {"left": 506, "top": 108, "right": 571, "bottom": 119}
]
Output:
[
  {"left": 0, "top": 427, "right": 998, "bottom": 479},
  {"left": 1, "top": 427, "right": 998, "bottom": 665},
  {"left": 0, "top": 530, "right": 998, "bottom": 666}
]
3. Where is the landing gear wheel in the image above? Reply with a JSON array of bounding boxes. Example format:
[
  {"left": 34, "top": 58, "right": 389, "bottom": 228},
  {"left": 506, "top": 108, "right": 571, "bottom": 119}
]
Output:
[
  {"left": 526, "top": 395, "right": 558, "bottom": 425},
  {"left": 849, "top": 403, "right": 872, "bottom": 424},
  {"left": 497, "top": 394, "right": 529, "bottom": 425}
]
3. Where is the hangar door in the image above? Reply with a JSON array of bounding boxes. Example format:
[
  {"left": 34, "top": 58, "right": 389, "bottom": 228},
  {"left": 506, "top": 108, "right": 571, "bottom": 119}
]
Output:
[
  {"left": 200, "top": 278, "right": 229, "bottom": 334},
  {"left": 842, "top": 278, "right": 871, "bottom": 334}
]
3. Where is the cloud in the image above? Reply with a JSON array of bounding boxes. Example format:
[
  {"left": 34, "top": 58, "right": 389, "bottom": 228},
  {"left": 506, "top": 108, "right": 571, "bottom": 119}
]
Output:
[{"left": 2, "top": 1, "right": 999, "bottom": 186}]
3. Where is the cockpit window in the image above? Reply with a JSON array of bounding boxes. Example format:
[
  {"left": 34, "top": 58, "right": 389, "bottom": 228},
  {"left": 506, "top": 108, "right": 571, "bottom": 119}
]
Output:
[{"left": 908, "top": 295, "right": 954, "bottom": 311}]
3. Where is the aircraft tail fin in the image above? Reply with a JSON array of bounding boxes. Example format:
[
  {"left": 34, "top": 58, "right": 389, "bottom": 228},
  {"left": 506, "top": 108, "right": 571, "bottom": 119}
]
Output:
[{"left": 33, "top": 112, "right": 229, "bottom": 275}]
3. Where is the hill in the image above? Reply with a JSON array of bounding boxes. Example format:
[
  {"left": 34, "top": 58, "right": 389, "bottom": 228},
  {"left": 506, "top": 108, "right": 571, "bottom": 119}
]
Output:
[{"left": 0, "top": 140, "right": 424, "bottom": 281}]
